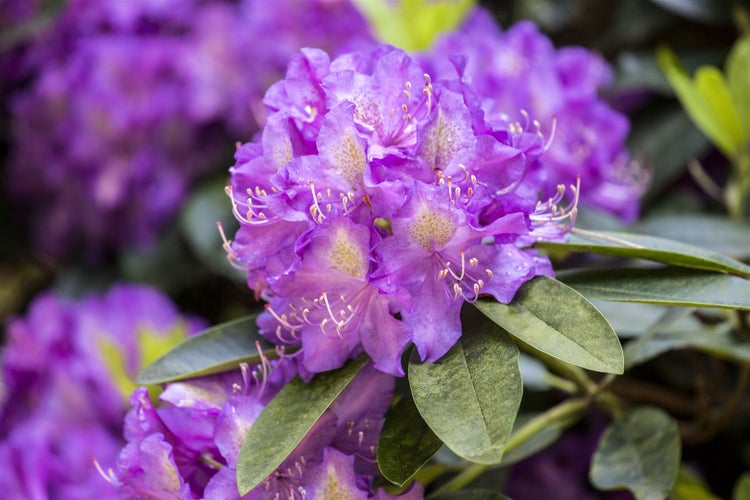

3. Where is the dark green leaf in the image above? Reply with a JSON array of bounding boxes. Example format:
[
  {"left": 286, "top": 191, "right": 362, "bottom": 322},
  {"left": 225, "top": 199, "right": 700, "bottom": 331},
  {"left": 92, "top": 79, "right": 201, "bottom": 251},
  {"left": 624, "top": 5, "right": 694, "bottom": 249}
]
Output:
[
  {"left": 634, "top": 214, "right": 750, "bottom": 259},
  {"left": 628, "top": 104, "right": 710, "bottom": 199},
  {"left": 378, "top": 394, "right": 443, "bottom": 486},
  {"left": 137, "top": 316, "right": 278, "bottom": 384},
  {"left": 590, "top": 407, "right": 681, "bottom": 500},
  {"left": 474, "top": 277, "right": 623, "bottom": 374},
  {"left": 429, "top": 490, "right": 510, "bottom": 500},
  {"left": 409, "top": 306, "right": 522, "bottom": 464},
  {"left": 236, "top": 356, "right": 368, "bottom": 495},
  {"left": 537, "top": 230, "right": 750, "bottom": 277},
  {"left": 559, "top": 267, "right": 750, "bottom": 310}
]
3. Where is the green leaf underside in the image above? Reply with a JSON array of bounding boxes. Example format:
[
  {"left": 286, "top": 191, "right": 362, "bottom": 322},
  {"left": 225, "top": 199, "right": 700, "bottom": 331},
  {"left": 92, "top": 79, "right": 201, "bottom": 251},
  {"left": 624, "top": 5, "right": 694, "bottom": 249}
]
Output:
[
  {"left": 137, "top": 315, "right": 278, "bottom": 384},
  {"left": 378, "top": 394, "right": 443, "bottom": 486},
  {"left": 409, "top": 306, "right": 522, "bottom": 464},
  {"left": 236, "top": 356, "right": 368, "bottom": 495},
  {"left": 536, "top": 230, "right": 750, "bottom": 277},
  {"left": 559, "top": 268, "right": 750, "bottom": 311},
  {"left": 590, "top": 407, "right": 681, "bottom": 500},
  {"left": 474, "top": 276, "right": 624, "bottom": 374},
  {"left": 428, "top": 490, "right": 511, "bottom": 500}
]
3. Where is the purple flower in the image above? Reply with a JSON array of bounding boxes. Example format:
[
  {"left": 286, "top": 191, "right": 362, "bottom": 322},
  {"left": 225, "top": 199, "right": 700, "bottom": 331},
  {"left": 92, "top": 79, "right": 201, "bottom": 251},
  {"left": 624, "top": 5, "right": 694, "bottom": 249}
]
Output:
[
  {"left": 225, "top": 45, "right": 576, "bottom": 376},
  {"left": 6, "top": 0, "right": 374, "bottom": 258},
  {"left": 420, "top": 9, "right": 646, "bottom": 221},
  {"left": 113, "top": 361, "right": 423, "bottom": 499},
  {"left": 0, "top": 284, "right": 204, "bottom": 499}
]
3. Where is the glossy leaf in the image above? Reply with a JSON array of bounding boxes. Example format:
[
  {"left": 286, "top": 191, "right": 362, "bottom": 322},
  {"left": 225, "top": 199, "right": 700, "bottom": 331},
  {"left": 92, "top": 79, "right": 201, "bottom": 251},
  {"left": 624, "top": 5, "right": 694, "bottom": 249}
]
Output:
[
  {"left": 236, "top": 356, "right": 368, "bottom": 495},
  {"left": 634, "top": 214, "right": 750, "bottom": 259},
  {"left": 474, "top": 276, "right": 623, "bottom": 374},
  {"left": 590, "top": 407, "right": 681, "bottom": 500},
  {"left": 137, "top": 316, "right": 280, "bottom": 384},
  {"left": 409, "top": 306, "right": 522, "bottom": 464},
  {"left": 559, "top": 267, "right": 750, "bottom": 310},
  {"left": 429, "top": 490, "right": 510, "bottom": 500},
  {"left": 536, "top": 230, "right": 750, "bottom": 277},
  {"left": 378, "top": 394, "right": 443, "bottom": 486}
]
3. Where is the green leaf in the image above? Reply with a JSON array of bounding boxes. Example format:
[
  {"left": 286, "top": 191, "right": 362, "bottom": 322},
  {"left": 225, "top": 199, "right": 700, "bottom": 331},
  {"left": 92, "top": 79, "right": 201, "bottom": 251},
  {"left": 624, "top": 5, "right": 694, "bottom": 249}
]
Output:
[
  {"left": 733, "top": 472, "right": 750, "bottom": 500},
  {"left": 657, "top": 47, "right": 737, "bottom": 157},
  {"left": 694, "top": 65, "right": 745, "bottom": 152},
  {"left": 559, "top": 267, "right": 750, "bottom": 310},
  {"left": 590, "top": 300, "right": 671, "bottom": 338},
  {"left": 536, "top": 230, "right": 750, "bottom": 277},
  {"left": 726, "top": 36, "right": 750, "bottom": 138},
  {"left": 625, "top": 322, "right": 750, "bottom": 367},
  {"left": 671, "top": 466, "right": 721, "bottom": 500},
  {"left": 474, "top": 276, "right": 623, "bottom": 374},
  {"left": 648, "top": 0, "right": 732, "bottom": 24},
  {"left": 179, "top": 176, "right": 244, "bottom": 280},
  {"left": 627, "top": 104, "right": 711, "bottom": 200},
  {"left": 352, "top": 0, "right": 474, "bottom": 51},
  {"left": 236, "top": 356, "right": 368, "bottom": 495},
  {"left": 634, "top": 214, "right": 750, "bottom": 259},
  {"left": 429, "top": 490, "right": 510, "bottom": 500},
  {"left": 409, "top": 306, "right": 522, "bottom": 464},
  {"left": 590, "top": 407, "right": 681, "bottom": 500},
  {"left": 378, "top": 394, "right": 443, "bottom": 486},
  {"left": 136, "top": 316, "right": 280, "bottom": 385}
]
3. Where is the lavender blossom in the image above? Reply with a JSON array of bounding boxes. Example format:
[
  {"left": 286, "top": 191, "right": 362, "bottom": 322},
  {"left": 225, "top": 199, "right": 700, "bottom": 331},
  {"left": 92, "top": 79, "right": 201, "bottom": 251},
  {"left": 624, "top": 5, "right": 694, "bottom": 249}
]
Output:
[
  {"left": 6, "top": 0, "right": 374, "bottom": 258},
  {"left": 111, "top": 361, "right": 423, "bottom": 499},
  {"left": 419, "top": 9, "right": 646, "bottom": 221},
  {"left": 225, "top": 45, "right": 576, "bottom": 376},
  {"left": 0, "top": 284, "right": 204, "bottom": 499}
]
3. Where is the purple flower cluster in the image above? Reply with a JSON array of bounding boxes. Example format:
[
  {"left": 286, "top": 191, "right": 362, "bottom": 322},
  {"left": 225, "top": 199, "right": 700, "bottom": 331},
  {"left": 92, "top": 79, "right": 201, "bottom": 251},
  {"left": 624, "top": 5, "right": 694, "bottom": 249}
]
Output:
[
  {"left": 6, "top": 0, "right": 374, "bottom": 258},
  {"left": 0, "top": 284, "right": 204, "bottom": 499},
  {"left": 109, "top": 361, "right": 422, "bottom": 499},
  {"left": 225, "top": 45, "right": 578, "bottom": 376},
  {"left": 419, "top": 9, "right": 646, "bottom": 221}
]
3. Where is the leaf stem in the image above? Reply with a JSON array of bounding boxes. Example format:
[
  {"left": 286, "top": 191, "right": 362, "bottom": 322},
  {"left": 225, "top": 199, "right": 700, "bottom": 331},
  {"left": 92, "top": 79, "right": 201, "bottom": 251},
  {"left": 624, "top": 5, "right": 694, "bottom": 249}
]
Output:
[
  {"left": 525, "top": 343, "right": 597, "bottom": 395},
  {"left": 431, "top": 398, "right": 589, "bottom": 495}
]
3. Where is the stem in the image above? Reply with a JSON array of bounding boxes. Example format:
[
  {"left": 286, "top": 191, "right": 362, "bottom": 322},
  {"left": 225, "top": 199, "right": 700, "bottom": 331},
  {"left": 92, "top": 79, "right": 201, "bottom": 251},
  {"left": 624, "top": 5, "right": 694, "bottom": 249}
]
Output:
[
  {"left": 688, "top": 159, "right": 725, "bottom": 204},
  {"left": 431, "top": 398, "right": 589, "bottom": 495},
  {"left": 517, "top": 340, "right": 597, "bottom": 395}
]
